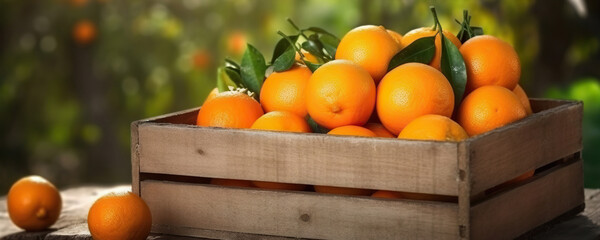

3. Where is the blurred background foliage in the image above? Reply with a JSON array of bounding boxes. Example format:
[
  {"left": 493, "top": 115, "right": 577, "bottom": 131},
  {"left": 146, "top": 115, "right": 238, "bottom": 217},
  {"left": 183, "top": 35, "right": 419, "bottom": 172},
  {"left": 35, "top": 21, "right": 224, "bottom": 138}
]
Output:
[{"left": 1, "top": 0, "right": 599, "bottom": 192}]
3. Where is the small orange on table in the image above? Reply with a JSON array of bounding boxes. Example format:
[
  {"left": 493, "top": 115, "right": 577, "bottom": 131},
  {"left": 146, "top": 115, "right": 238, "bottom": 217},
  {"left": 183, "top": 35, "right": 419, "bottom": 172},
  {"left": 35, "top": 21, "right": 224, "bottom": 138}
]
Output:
[
  {"left": 88, "top": 191, "right": 152, "bottom": 240},
  {"left": 7, "top": 175, "right": 62, "bottom": 231}
]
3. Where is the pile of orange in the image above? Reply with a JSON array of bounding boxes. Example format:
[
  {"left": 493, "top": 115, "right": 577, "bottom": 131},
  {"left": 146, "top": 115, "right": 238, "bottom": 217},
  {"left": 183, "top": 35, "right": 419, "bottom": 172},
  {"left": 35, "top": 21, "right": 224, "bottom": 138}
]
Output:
[{"left": 196, "top": 15, "right": 536, "bottom": 196}]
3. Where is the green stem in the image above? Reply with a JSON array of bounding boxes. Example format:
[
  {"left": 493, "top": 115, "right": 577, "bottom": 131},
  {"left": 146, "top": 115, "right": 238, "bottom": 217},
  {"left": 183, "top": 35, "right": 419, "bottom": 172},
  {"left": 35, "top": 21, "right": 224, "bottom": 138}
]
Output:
[
  {"left": 287, "top": 18, "right": 309, "bottom": 39},
  {"left": 430, "top": 6, "right": 443, "bottom": 33},
  {"left": 277, "top": 31, "right": 305, "bottom": 59}
]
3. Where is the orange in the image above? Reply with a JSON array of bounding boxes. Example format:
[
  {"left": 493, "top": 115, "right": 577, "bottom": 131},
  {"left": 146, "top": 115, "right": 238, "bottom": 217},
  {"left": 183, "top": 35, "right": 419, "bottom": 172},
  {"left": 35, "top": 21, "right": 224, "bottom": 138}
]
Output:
[
  {"left": 335, "top": 25, "right": 401, "bottom": 83},
  {"left": 260, "top": 64, "right": 312, "bottom": 117},
  {"left": 314, "top": 185, "right": 373, "bottom": 196},
  {"left": 386, "top": 30, "right": 403, "bottom": 45},
  {"left": 372, "top": 190, "right": 456, "bottom": 202},
  {"left": 457, "top": 86, "right": 527, "bottom": 136},
  {"left": 513, "top": 84, "right": 533, "bottom": 115},
  {"left": 398, "top": 114, "right": 468, "bottom": 141},
  {"left": 226, "top": 31, "right": 247, "bottom": 56},
  {"left": 371, "top": 190, "right": 403, "bottom": 199},
  {"left": 364, "top": 123, "right": 395, "bottom": 138},
  {"left": 7, "top": 176, "right": 62, "bottom": 231},
  {"left": 486, "top": 170, "right": 535, "bottom": 195},
  {"left": 193, "top": 49, "right": 211, "bottom": 69},
  {"left": 306, "top": 60, "right": 376, "bottom": 129},
  {"left": 377, "top": 63, "right": 455, "bottom": 135},
  {"left": 459, "top": 35, "right": 521, "bottom": 92},
  {"left": 251, "top": 111, "right": 311, "bottom": 133},
  {"left": 252, "top": 181, "right": 307, "bottom": 191},
  {"left": 73, "top": 20, "right": 96, "bottom": 45},
  {"left": 197, "top": 91, "right": 264, "bottom": 128},
  {"left": 204, "top": 88, "right": 219, "bottom": 104},
  {"left": 87, "top": 191, "right": 151, "bottom": 240},
  {"left": 327, "top": 125, "right": 377, "bottom": 137},
  {"left": 210, "top": 178, "right": 254, "bottom": 188},
  {"left": 295, "top": 50, "right": 320, "bottom": 64},
  {"left": 401, "top": 27, "right": 462, "bottom": 71}
]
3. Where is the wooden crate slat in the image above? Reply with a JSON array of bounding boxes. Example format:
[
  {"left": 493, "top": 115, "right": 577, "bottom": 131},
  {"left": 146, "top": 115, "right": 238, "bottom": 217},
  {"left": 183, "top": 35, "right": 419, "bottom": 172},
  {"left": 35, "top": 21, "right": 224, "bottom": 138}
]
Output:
[
  {"left": 138, "top": 124, "right": 460, "bottom": 195},
  {"left": 470, "top": 159, "right": 584, "bottom": 240},
  {"left": 468, "top": 99, "right": 582, "bottom": 195},
  {"left": 141, "top": 180, "right": 459, "bottom": 240}
]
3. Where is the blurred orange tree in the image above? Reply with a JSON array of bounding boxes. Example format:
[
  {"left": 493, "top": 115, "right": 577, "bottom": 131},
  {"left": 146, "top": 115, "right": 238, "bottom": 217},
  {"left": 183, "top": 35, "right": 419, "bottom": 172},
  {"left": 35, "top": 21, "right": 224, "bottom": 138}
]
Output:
[{"left": 1, "top": 0, "right": 599, "bottom": 192}]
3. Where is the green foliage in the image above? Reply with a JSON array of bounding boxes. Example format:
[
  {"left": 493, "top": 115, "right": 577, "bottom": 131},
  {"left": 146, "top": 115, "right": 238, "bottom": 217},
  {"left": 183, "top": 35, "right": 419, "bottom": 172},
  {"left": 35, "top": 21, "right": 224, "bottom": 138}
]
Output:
[
  {"left": 1, "top": 0, "right": 599, "bottom": 192},
  {"left": 545, "top": 78, "right": 600, "bottom": 187},
  {"left": 387, "top": 36, "right": 436, "bottom": 71}
]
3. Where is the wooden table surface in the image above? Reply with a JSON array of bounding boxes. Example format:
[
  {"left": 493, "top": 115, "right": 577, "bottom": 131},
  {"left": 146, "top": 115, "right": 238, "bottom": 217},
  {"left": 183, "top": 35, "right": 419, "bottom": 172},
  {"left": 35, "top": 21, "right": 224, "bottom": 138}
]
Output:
[{"left": 1, "top": 185, "right": 599, "bottom": 240}]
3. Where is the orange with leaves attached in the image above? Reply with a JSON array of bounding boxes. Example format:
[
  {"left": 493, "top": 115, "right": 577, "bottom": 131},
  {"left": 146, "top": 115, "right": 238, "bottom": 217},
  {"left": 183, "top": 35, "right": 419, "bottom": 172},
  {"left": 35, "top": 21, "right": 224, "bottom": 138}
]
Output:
[{"left": 401, "top": 27, "right": 462, "bottom": 71}]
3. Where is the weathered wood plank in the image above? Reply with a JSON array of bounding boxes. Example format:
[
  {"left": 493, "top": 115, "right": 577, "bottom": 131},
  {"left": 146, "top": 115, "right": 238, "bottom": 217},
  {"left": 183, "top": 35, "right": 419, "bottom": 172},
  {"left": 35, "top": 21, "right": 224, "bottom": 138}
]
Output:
[
  {"left": 141, "top": 180, "right": 459, "bottom": 240},
  {"left": 1, "top": 185, "right": 599, "bottom": 239},
  {"left": 470, "top": 159, "right": 585, "bottom": 240},
  {"left": 138, "top": 123, "right": 460, "bottom": 195},
  {"left": 468, "top": 99, "right": 582, "bottom": 195}
]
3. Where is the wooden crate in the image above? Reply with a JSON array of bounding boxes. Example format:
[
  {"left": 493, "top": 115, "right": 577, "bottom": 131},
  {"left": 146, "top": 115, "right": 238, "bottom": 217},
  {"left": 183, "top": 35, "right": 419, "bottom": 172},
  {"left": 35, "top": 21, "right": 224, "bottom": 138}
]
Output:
[{"left": 131, "top": 99, "right": 584, "bottom": 240}]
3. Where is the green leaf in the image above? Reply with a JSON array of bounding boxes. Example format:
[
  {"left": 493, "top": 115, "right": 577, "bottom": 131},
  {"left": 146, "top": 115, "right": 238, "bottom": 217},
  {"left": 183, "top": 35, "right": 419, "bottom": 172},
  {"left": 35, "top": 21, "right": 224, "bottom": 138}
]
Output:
[
  {"left": 225, "top": 58, "right": 241, "bottom": 70},
  {"left": 387, "top": 36, "right": 436, "bottom": 71},
  {"left": 216, "top": 67, "right": 229, "bottom": 93},
  {"left": 320, "top": 34, "right": 339, "bottom": 58},
  {"left": 271, "top": 35, "right": 298, "bottom": 63},
  {"left": 440, "top": 34, "right": 467, "bottom": 110},
  {"left": 305, "top": 27, "right": 340, "bottom": 41},
  {"left": 273, "top": 47, "right": 296, "bottom": 72},
  {"left": 224, "top": 67, "right": 243, "bottom": 87},
  {"left": 306, "top": 115, "right": 329, "bottom": 133},
  {"left": 471, "top": 26, "right": 484, "bottom": 36},
  {"left": 240, "top": 44, "right": 267, "bottom": 99},
  {"left": 303, "top": 60, "right": 322, "bottom": 72},
  {"left": 301, "top": 39, "right": 325, "bottom": 58}
]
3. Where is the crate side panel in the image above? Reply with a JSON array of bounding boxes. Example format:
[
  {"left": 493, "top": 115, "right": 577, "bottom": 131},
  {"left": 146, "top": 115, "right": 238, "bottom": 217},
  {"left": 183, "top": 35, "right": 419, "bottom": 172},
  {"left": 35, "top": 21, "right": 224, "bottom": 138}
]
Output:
[
  {"left": 141, "top": 180, "right": 459, "bottom": 240},
  {"left": 131, "top": 121, "right": 141, "bottom": 195},
  {"left": 469, "top": 101, "right": 582, "bottom": 194},
  {"left": 138, "top": 125, "right": 459, "bottom": 195},
  {"left": 470, "top": 159, "right": 584, "bottom": 240}
]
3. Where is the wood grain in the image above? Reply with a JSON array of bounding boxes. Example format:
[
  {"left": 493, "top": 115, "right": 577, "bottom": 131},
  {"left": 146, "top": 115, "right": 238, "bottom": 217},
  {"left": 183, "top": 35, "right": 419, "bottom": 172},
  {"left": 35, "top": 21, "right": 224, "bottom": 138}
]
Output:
[
  {"left": 137, "top": 124, "right": 460, "bottom": 195},
  {"left": 131, "top": 121, "right": 141, "bottom": 195},
  {"left": 470, "top": 159, "right": 584, "bottom": 240},
  {"left": 468, "top": 99, "right": 582, "bottom": 195},
  {"left": 141, "top": 180, "right": 459, "bottom": 240}
]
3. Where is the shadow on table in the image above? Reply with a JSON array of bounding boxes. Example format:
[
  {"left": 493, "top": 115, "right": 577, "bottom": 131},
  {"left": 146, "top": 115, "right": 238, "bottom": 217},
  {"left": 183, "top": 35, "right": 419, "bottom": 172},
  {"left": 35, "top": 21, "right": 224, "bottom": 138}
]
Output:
[
  {"left": 529, "top": 215, "right": 600, "bottom": 240},
  {"left": 0, "top": 229, "right": 54, "bottom": 240}
]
